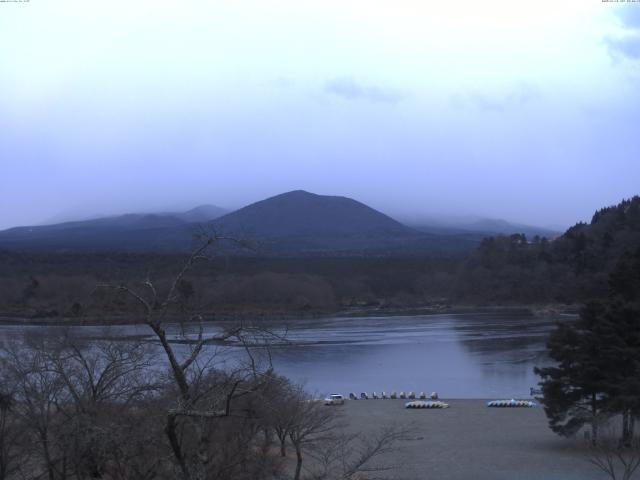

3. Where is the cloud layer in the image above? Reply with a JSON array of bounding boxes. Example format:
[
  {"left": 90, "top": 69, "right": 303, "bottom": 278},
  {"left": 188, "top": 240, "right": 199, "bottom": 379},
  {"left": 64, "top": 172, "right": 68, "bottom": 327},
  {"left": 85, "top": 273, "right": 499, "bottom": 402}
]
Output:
[
  {"left": 0, "top": 1, "right": 638, "bottom": 230},
  {"left": 324, "top": 77, "right": 405, "bottom": 104}
]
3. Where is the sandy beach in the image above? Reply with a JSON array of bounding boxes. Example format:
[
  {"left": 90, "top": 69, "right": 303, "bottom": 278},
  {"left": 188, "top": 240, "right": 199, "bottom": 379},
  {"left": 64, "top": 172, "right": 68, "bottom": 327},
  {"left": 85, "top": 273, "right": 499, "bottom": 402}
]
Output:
[{"left": 336, "top": 399, "right": 604, "bottom": 480}]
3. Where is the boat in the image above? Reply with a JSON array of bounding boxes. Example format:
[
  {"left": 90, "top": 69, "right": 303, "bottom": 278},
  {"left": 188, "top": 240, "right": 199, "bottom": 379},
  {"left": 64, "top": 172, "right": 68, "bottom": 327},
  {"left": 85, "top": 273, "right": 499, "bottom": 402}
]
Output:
[
  {"left": 405, "top": 400, "right": 449, "bottom": 409},
  {"left": 487, "top": 399, "right": 536, "bottom": 408}
]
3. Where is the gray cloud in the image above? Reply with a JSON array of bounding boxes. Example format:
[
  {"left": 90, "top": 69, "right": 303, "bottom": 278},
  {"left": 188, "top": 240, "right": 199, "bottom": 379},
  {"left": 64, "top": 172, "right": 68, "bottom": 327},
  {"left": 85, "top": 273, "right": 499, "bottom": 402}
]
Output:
[
  {"left": 324, "top": 77, "right": 405, "bottom": 104},
  {"left": 451, "top": 83, "right": 539, "bottom": 112},
  {"left": 604, "top": 35, "right": 640, "bottom": 60},
  {"left": 604, "top": 5, "right": 640, "bottom": 60},
  {"left": 617, "top": 5, "right": 640, "bottom": 29}
]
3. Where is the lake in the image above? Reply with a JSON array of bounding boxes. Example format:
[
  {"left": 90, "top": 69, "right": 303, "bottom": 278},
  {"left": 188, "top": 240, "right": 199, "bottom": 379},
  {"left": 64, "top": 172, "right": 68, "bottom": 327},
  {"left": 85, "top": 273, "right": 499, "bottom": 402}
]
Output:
[
  {"left": 0, "top": 311, "right": 563, "bottom": 398},
  {"left": 266, "top": 312, "right": 559, "bottom": 398}
]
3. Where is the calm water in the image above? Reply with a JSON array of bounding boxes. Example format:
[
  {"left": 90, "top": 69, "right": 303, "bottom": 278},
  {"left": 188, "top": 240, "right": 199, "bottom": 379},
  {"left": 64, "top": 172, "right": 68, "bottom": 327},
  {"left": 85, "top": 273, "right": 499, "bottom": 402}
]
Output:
[
  {"left": 0, "top": 312, "right": 562, "bottom": 398},
  {"left": 266, "top": 313, "right": 556, "bottom": 398}
]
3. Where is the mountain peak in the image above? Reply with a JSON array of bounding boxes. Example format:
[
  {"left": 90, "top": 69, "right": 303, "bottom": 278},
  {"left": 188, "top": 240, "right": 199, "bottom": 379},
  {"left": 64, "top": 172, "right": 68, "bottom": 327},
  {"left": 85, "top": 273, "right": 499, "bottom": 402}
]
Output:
[
  {"left": 212, "top": 190, "right": 418, "bottom": 252},
  {"left": 178, "top": 204, "right": 227, "bottom": 222},
  {"left": 279, "top": 189, "right": 315, "bottom": 196},
  {"left": 263, "top": 190, "right": 365, "bottom": 206},
  {"left": 268, "top": 190, "right": 325, "bottom": 201}
]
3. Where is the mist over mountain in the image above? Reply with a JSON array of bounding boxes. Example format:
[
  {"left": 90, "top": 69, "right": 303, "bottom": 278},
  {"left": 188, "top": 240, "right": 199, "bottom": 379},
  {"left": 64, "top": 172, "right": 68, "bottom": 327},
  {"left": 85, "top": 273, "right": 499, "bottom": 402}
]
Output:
[
  {"left": 462, "top": 218, "right": 558, "bottom": 238},
  {"left": 407, "top": 215, "right": 559, "bottom": 238},
  {"left": 0, "top": 207, "right": 219, "bottom": 253},
  {"left": 0, "top": 190, "right": 556, "bottom": 256},
  {"left": 176, "top": 205, "right": 228, "bottom": 223}
]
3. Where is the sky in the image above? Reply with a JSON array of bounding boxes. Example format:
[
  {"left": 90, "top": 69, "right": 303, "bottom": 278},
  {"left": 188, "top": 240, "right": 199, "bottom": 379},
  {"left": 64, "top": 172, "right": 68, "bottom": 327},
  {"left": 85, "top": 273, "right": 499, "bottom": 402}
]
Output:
[{"left": 1, "top": 0, "right": 639, "bottom": 230}]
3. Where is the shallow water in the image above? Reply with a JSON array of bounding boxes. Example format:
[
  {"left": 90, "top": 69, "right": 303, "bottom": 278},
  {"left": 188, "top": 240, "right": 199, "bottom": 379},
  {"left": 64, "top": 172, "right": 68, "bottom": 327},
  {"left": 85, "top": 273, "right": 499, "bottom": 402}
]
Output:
[{"left": 0, "top": 311, "right": 559, "bottom": 398}]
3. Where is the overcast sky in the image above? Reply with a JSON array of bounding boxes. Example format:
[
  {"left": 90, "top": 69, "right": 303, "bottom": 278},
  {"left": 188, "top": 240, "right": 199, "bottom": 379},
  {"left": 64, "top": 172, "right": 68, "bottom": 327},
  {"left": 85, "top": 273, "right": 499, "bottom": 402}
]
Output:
[{"left": 1, "top": 0, "right": 639, "bottom": 230}]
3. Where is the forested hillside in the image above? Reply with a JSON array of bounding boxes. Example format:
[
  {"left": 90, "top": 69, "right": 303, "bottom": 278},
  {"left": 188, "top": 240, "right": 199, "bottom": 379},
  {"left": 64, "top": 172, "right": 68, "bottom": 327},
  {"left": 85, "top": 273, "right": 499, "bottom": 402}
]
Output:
[{"left": 456, "top": 196, "right": 640, "bottom": 303}]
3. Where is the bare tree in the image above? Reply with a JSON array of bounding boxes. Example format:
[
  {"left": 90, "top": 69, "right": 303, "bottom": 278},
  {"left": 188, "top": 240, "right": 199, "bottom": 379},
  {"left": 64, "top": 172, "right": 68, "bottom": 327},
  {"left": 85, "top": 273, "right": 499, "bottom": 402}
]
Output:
[
  {"left": 307, "top": 426, "right": 410, "bottom": 480},
  {"left": 287, "top": 392, "right": 338, "bottom": 480},
  {"left": 2, "top": 232, "right": 394, "bottom": 480},
  {"left": 0, "top": 329, "right": 166, "bottom": 480},
  {"left": 0, "top": 389, "right": 25, "bottom": 480},
  {"left": 587, "top": 423, "right": 640, "bottom": 480},
  {"left": 96, "top": 231, "right": 285, "bottom": 480},
  {"left": 2, "top": 340, "right": 69, "bottom": 480},
  {"left": 260, "top": 374, "right": 299, "bottom": 458},
  {"left": 46, "top": 333, "right": 160, "bottom": 479}
]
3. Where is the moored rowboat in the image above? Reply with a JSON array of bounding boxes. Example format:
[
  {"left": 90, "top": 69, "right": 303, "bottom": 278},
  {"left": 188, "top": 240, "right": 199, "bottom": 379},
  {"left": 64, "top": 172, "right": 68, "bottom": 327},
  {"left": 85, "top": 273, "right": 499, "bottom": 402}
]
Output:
[
  {"left": 405, "top": 400, "right": 449, "bottom": 409},
  {"left": 487, "top": 399, "right": 536, "bottom": 408}
]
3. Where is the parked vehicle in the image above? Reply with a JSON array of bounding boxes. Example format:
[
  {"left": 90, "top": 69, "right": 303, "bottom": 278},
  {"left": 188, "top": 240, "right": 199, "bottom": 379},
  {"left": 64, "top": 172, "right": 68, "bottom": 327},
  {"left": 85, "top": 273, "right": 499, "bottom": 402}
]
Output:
[{"left": 324, "top": 394, "right": 345, "bottom": 405}]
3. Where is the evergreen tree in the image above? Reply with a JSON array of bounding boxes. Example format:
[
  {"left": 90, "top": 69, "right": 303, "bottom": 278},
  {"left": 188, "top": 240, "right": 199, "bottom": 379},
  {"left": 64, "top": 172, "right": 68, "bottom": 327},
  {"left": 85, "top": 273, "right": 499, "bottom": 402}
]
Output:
[
  {"left": 599, "top": 301, "right": 640, "bottom": 446},
  {"left": 535, "top": 302, "right": 611, "bottom": 443},
  {"left": 600, "top": 248, "right": 640, "bottom": 445},
  {"left": 536, "top": 247, "right": 640, "bottom": 445}
]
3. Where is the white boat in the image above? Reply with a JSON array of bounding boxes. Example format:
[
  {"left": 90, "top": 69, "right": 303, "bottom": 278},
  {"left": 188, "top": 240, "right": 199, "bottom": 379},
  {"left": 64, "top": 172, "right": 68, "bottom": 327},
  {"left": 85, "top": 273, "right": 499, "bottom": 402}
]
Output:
[
  {"left": 405, "top": 400, "right": 449, "bottom": 409},
  {"left": 487, "top": 399, "right": 536, "bottom": 408}
]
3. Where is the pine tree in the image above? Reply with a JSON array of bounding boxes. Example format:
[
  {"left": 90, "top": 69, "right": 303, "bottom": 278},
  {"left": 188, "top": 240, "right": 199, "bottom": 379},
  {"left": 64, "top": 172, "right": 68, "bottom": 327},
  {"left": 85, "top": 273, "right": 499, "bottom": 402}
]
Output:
[
  {"left": 536, "top": 247, "right": 640, "bottom": 445},
  {"left": 600, "top": 248, "right": 640, "bottom": 446},
  {"left": 599, "top": 301, "right": 640, "bottom": 446},
  {"left": 535, "top": 302, "right": 611, "bottom": 443}
]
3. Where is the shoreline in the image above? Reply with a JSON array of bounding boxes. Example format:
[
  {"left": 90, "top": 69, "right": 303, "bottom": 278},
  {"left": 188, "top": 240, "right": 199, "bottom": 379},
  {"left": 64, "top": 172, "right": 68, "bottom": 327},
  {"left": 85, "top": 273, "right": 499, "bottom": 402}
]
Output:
[
  {"left": 335, "top": 399, "right": 601, "bottom": 480},
  {"left": 0, "top": 303, "right": 579, "bottom": 326}
]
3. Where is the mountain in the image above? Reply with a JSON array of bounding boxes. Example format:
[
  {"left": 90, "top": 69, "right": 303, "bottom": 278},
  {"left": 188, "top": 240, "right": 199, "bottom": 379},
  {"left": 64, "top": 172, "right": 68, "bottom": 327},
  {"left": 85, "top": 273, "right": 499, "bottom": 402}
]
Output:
[
  {"left": 410, "top": 216, "right": 559, "bottom": 239},
  {"left": 463, "top": 218, "right": 559, "bottom": 238},
  {"left": 0, "top": 191, "right": 481, "bottom": 256},
  {"left": 175, "top": 204, "right": 227, "bottom": 223},
  {"left": 214, "top": 190, "right": 414, "bottom": 238},
  {"left": 209, "top": 190, "right": 438, "bottom": 254},
  {"left": 0, "top": 205, "right": 225, "bottom": 253},
  {"left": 0, "top": 215, "right": 187, "bottom": 252}
]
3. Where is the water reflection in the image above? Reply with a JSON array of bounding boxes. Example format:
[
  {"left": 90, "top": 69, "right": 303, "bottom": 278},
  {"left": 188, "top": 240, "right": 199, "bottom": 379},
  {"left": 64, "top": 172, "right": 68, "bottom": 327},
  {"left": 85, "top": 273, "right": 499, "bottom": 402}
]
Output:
[{"left": 0, "top": 312, "right": 560, "bottom": 398}]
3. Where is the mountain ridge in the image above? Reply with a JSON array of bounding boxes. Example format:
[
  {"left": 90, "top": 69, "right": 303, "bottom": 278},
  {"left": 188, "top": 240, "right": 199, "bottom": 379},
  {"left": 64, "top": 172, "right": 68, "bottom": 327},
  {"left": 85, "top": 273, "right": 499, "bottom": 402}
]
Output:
[{"left": 0, "top": 190, "right": 555, "bottom": 256}]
